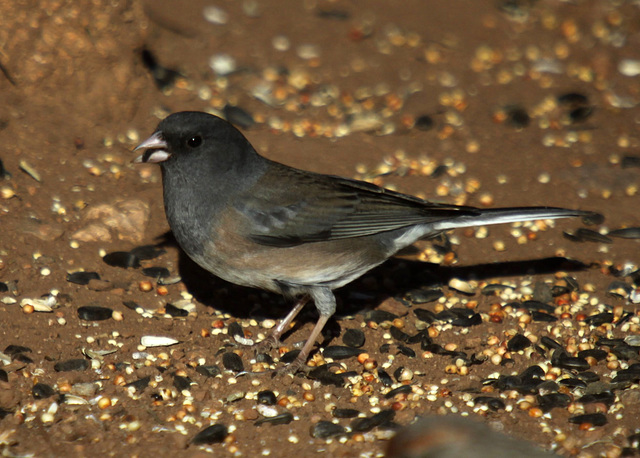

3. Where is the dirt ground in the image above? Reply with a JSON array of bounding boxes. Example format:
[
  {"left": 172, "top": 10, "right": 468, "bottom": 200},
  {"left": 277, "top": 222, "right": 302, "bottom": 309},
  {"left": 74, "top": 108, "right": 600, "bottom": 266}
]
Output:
[{"left": 1, "top": 0, "right": 640, "bottom": 456}]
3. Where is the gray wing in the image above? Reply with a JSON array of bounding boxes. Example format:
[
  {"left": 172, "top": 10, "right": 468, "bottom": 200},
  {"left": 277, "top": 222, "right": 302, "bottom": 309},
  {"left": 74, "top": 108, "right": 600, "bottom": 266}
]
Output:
[{"left": 234, "top": 165, "right": 479, "bottom": 247}]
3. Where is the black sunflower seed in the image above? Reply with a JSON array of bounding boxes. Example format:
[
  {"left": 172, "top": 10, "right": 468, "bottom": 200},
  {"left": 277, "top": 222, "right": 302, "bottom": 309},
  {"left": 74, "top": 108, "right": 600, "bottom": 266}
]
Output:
[
  {"left": 389, "top": 326, "right": 411, "bottom": 342},
  {"left": 257, "top": 390, "right": 277, "bottom": 406},
  {"left": 402, "top": 288, "right": 442, "bottom": 304},
  {"left": 579, "top": 391, "right": 615, "bottom": 406},
  {"left": 612, "top": 369, "right": 640, "bottom": 384},
  {"left": 323, "top": 346, "right": 363, "bottom": 360},
  {"left": 332, "top": 408, "right": 360, "bottom": 419},
  {"left": 141, "top": 267, "right": 170, "bottom": 279},
  {"left": 280, "top": 350, "right": 300, "bottom": 364},
  {"left": 575, "top": 228, "right": 613, "bottom": 244},
  {"left": 576, "top": 372, "right": 600, "bottom": 383},
  {"left": 612, "top": 344, "right": 639, "bottom": 361},
  {"left": 396, "top": 345, "right": 416, "bottom": 358},
  {"left": 569, "top": 413, "right": 607, "bottom": 427},
  {"left": 77, "top": 305, "right": 113, "bottom": 321},
  {"left": 165, "top": 303, "right": 188, "bottom": 318},
  {"left": 311, "top": 421, "right": 347, "bottom": 439},
  {"left": 0, "top": 282, "right": 8, "bottom": 292},
  {"left": 122, "top": 301, "right": 140, "bottom": 311},
  {"left": 307, "top": 365, "right": 346, "bottom": 387},
  {"left": 191, "top": 424, "right": 228, "bottom": 445},
  {"left": 507, "top": 334, "right": 532, "bottom": 352},
  {"left": 414, "top": 308, "right": 436, "bottom": 323},
  {"left": 350, "top": 409, "right": 395, "bottom": 432},
  {"left": 222, "top": 352, "right": 244, "bottom": 372},
  {"left": 537, "top": 393, "right": 571, "bottom": 411},
  {"left": 558, "top": 378, "right": 587, "bottom": 389},
  {"left": 597, "top": 337, "right": 626, "bottom": 347},
  {"left": 228, "top": 321, "right": 244, "bottom": 339},
  {"left": 32, "top": 383, "right": 56, "bottom": 399},
  {"left": 451, "top": 313, "right": 482, "bottom": 327},
  {"left": 13, "top": 354, "right": 33, "bottom": 364},
  {"left": 385, "top": 385, "right": 412, "bottom": 399},
  {"left": 414, "top": 115, "right": 435, "bottom": 131},
  {"left": 481, "top": 284, "right": 511, "bottom": 295},
  {"left": 393, "top": 367, "right": 406, "bottom": 382},
  {"left": 342, "top": 328, "right": 365, "bottom": 348},
  {"left": 406, "top": 329, "right": 432, "bottom": 346},
  {"left": 521, "top": 300, "right": 555, "bottom": 313},
  {"left": 363, "top": 310, "right": 397, "bottom": 323},
  {"left": 584, "top": 312, "right": 614, "bottom": 326},
  {"left": 54, "top": 359, "right": 89, "bottom": 372},
  {"left": 173, "top": 375, "right": 192, "bottom": 391},
  {"left": 531, "top": 311, "right": 558, "bottom": 322},
  {"left": 66, "top": 271, "right": 100, "bottom": 285},
  {"left": 555, "top": 356, "right": 590, "bottom": 371},
  {"left": 540, "top": 336, "right": 562, "bottom": 350},
  {"left": 0, "top": 369, "right": 7, "bottom": 383},
  {"left": 377, "top": 369, "right": 394, "bottom": 387},
  {"left": 125, "top": 376, "right": 151, "bottom": 392},
  {"left": 4, "top": 345, "right": 32, "bottom": 355},
  {"left": 254, "top": 412, "right": 294, "bottom": 426},
  {"left": 196, "top": 365, "right": 220, "bottom": 378},
  {"left": 255, "top": 353, "right": 274, "bottom": 364},
  {"left": 578, "top": 349, "right": 608, "bottom": 361},
  {"left": 608, "top": 227, "right": 640, "bottom": 239}
]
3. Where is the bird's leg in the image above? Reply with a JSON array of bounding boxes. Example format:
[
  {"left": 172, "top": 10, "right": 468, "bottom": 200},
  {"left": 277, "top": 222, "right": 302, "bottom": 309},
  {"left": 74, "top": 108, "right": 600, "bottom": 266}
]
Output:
[
  {"left": 279, "top": 287, "right": 335, "bottom": 375},
  {"left": 253, "top": 295, "right": 309, "bottom": 354}
]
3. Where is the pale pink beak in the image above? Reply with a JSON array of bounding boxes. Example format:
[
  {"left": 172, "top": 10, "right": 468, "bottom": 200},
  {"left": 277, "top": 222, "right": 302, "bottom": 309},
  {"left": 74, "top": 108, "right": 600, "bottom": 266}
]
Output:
[{"left": 133, "top": 131, "right": 171, "bottom": 163}]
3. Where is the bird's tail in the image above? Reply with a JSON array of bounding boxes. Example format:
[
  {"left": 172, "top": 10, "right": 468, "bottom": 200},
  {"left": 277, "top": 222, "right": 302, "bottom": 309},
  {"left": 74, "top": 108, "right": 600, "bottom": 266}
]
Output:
[{"left": 431, "top": 207, "right": 602, "bottom": 232}]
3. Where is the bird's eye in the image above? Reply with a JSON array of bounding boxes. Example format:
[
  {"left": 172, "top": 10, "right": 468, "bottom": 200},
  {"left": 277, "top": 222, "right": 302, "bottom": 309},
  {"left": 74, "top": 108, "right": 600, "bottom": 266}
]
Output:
[{"left": 187, "top": 136, "right": 202, "bottom": 148}]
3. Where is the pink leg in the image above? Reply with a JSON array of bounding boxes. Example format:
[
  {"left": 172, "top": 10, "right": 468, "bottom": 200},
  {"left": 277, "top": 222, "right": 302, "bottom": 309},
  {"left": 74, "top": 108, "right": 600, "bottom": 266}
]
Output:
[
  {"left": 253, "top": 295, "right": 309, "bottom": 353},
  {"left": 277, "top": 313, "right": 331, "bottom": 375}
]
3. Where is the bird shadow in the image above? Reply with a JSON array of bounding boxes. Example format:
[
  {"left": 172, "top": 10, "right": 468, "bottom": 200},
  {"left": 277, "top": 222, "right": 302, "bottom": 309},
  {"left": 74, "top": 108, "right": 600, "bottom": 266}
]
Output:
[{"left": 156, "top": 230, "right": 592, "bottom": 341}]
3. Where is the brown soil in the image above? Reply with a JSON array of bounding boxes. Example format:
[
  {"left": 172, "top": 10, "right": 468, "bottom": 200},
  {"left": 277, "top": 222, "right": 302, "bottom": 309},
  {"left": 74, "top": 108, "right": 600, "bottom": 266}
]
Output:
[{"left": 1, "top": 1, "right": 639, "bottom": 457}]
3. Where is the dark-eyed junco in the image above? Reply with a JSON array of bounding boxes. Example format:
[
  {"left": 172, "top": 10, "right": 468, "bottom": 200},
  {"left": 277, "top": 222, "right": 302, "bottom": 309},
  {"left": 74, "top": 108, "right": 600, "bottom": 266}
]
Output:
[{"left": 134, "top": 111, "right": 599, "bottom": 373}]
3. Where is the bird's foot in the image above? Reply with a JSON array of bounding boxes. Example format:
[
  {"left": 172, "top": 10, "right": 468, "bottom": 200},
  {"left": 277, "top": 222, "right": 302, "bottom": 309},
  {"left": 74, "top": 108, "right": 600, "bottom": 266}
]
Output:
[
  {"left": 251, "top": 334, "right": 282, "bottom": 355},
  {"left": 272, "top": 357, "right": 312, "bottom": 377}
]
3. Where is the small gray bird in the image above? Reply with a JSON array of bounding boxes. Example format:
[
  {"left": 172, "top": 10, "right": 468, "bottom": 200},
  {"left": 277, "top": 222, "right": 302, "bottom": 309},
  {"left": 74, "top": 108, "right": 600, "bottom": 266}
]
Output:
[{"left": 135, "top": 111, "right": 598, "bottom": 373}]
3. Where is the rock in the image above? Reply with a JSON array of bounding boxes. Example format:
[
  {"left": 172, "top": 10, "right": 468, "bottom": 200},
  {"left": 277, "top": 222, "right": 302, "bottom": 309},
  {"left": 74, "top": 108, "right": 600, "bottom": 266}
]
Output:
[
  {"left": 72, "top": 199, "right": 150, "bottom": 243},
  {"left": 22, "top": 218, "right": 65, "bottom": 241},
  {"left": 72, "top": 223, "right": 112, "bottom": 242}
]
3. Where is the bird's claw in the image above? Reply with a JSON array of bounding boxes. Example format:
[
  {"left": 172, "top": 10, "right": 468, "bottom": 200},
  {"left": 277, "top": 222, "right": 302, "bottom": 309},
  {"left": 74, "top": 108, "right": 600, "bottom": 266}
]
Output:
[
  {"left": 251, "top": 334, "right": 282, "bottom": 355},
  {"left": 271, "top": 358, "right": 311, "bottom": 377}
]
